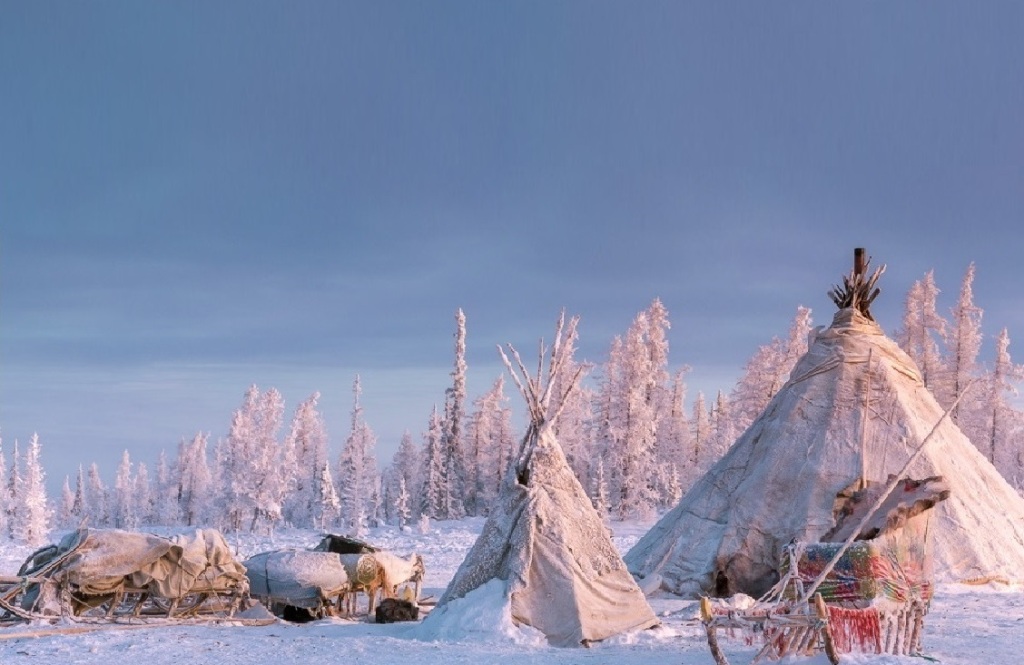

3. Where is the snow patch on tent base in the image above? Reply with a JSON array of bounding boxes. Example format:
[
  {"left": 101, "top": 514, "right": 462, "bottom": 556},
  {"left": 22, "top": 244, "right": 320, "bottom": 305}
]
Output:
[{"left": 412, "top": 579, "right": 546, "bottom": 646}]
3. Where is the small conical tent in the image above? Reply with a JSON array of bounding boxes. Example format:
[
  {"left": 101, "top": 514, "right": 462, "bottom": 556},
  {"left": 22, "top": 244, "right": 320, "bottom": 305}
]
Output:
[
  {"left": 430, "top": 314, "right": 658, "bottom": 647},
  {"left": 626, "top": 251, "right": 1024, "bottom": 598}
]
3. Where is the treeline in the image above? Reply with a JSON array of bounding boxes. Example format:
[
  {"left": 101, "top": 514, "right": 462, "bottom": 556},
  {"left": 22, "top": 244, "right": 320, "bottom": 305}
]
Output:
[{"left": 4, "top": 264, "right": 1024, "bottom": 546}]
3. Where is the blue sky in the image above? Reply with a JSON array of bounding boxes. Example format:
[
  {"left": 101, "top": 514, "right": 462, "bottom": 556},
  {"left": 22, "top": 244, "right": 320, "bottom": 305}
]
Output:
[{"left": 2, "top": 3, "right": 1022, "bottom": 490}]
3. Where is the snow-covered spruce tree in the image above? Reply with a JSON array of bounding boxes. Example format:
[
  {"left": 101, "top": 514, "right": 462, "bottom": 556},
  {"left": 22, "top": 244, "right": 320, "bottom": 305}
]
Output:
[
  {"left": 387, "top": 431, "right": 421, "bottom": 522},
  {"left": 596, "top": 303, "right": 673, "bottom": 520},
  {"left": 619, "top": 311, "right": 660, "bottom": 519},
  {"left": 395, "top": 476, "right": 411, "bottom": 529},
  {"left": 985, "top": 328, "right": 1024, "bottom": 477},
  {"left": 15, "top": 434, "right": 50, "bottom": 546},
  {"left": 178, "top": 432, "right": 212, "bottom": 526},
  {"left": 112, "top": 450, "right": 136, "bottom": 529},
  {"left": 219, "top": 385, "right": 260, "bottom": 532},
  {"left": 336, "top": 376, "right": 378, "bottom": 535},
  {"left": 154, "top": 450, "right": 180, "bottom": 526},
  {"left": 419, "top": 406, "right": 445, "bottom": 519},
  {"left": 218, "top": 385, "right": 290, "bottom": 533},
  {"left": 71, "top": 465, "right": 88, "bottom": 528},
  {"left": 369, "top": 473, "right": 384, "bottom": 528},
  {"left": 7, "top": 440, "right": 21, "bottom": 537},
  {"left": 86, "top": 462, "right": 109, "bottom": 527},
  {"left": 58, "top": 476, "right": 75, "bottom": 529},
  {"left": 659, "top": 370, "right": 692, "bottom": 501},
  {"left": 439, "top": 308, "right": 468, "bottom": 519},
  {"left": 282, "top": 392, "right": 329, "bottom": 527},
  {"left": 708, "top": 390, "right": 735, "bottom": 462},
  {"left": 465, "top": 375, "right": 516, "bottom": 515},
  {"left": 897, "top": 271, "right": 947, "bottom": 397},
  {"left": 691, "top": 391, "right": 711, "bottom": 478},
  {"left": 592, "top": 300, "right": 680, "bottom": 519},
  {"left": 0, "top": 437, "right": 7, "bottom": 538},
  {"left": 945, "top": 263, "right": 985, "bottom": 444},
  {"left": 593, "top": 336, "right": 625, "bottom": 514},
  {"left": 730, "top": 306, "right": 812, "bottom": 436},
  {"left": 313, "top": 461, "right": 340, "bottom": 530},
  {"left": 134, "top": 462, "right": 153, "bottom": 526},
  {"left": 248, "top": 388, "right": 289, "bottom": 532}
]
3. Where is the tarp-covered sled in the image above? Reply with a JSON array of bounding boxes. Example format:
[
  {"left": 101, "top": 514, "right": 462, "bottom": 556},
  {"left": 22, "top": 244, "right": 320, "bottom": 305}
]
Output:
[{"left": 1, "top": 528, "right": 249, "bottom": 622}]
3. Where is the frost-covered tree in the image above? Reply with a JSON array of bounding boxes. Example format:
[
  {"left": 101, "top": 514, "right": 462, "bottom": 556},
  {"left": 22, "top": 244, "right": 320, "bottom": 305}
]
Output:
[
  {"left": 134, "top": 462, "right": 153, "bottom": 526},
  {"left": 178, "top": 432, "right": 212, "bottom": 526},
  {"left": 154, "top": 451, "right": 179, "bottom": 526},
  {"left": 58, "top": 476, "right": 76, "bottom": 529},
  {"left": 419, "top": 406, "right": 445, "bottom": 519},
  {"left": 220, "top": 385, "right": 260, "bottom": 530},
  {"left": 709, "top": 390, "right": 735, "bottom": 462},
  {"left": 0, "top": 437, "right": 7, "bottom": 538},
  {"left": 16, "top": 434, "right": 50, "bottom": 546},
  {"left": 283, "top": 392, "right": 329, "bottom": 527},
  {"left": 387, "top": 431, "right": 421, "bottom": 521},
  {"left": 439, "top": 309, "right": 468, "bottom": 520},
  {"left": 596, "top": 302, "right": 673, "bottom": 519},
  {"left": 465, "top": 375, "right": 516, "bottom": 515},
  {"left": 691, "top": 392, "right": 711, "bottom": 477},
  {"left": 313, "top": 461, "right": 341, "bottom": 530},
  {"left": 658, "top": 370, "right": 693, "bottom": 503},
  {"left": 86, "top": 462, "right": 108, "bottom": 527},
  {"left": 112, "top": 450, "right": 136, "bottom": 529},
  {"left": 7, "top": 440, "right": 22, "bottom": 536},
  {"left": 336, "top": 376, "right": 378, "bottom": 534},
  {"left": 898, "top": 271, "right": 947, "bottom": 396},
  {"left": 219, "top": 385, "right": 289, "bottom": 532},
  {"left": 985, "top": 329, "right": 1024, "bottom": 479},
  {"left": 945, "top": 264, "right": 984, "bottom": 438},
  {"left": 730, "top": 306, "right": 813, "bottom": 435},
  {"left": 394, "top": 477, "right": 411, "bottom": 529},
  {"left": 249, "top": 387, "right": 289, "bottom": 531},
  {"left": 72, "top": 465, "right": 88, "bottom": 527}
]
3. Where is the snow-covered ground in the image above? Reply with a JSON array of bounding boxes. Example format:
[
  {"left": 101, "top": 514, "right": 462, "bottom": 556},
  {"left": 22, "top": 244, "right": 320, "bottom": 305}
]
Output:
[{"left": 1, "top": 518, "right": 1021, "bottom": 664}]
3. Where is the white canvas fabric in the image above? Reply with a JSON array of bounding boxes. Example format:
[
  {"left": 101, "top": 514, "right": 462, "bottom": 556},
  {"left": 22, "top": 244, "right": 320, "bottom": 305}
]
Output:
[
  {"left": 434, "top": 423, "right": 659, "bottom": 647},
  {"left": 24, "top": 528, "right": 249, "bottom": 615},
  {"left": 245, "top": 549, "right": 349, "bottom": 608},
  {"left": 626, "top": 308, "right": 1024, "bottom": 598}
]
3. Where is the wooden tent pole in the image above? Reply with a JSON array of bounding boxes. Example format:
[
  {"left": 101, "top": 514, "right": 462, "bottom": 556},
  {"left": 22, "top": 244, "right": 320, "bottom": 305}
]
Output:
[
  {"left": 798, "top": 380, "right": 974, "bottom": 604},
  {"left": 860, "top": 348, "right": 873, "bottom": 489}
]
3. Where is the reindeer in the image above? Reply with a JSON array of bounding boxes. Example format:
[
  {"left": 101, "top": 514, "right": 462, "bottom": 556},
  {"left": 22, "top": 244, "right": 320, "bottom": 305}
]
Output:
[
  {"left": 338, "top": 553, "right": 387, "bottom": 616},
  {"left": 375, "top": 551, "right": 425, "bottom": 603},
  {"left": 336, "top": 551, "right": 425, "bottom": 616}
]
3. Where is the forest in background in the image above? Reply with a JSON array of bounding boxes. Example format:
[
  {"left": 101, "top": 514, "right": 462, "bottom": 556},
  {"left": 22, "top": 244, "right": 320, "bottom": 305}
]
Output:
[{"left": 2, "top": 263, "right": 1022, "bottom": 546}]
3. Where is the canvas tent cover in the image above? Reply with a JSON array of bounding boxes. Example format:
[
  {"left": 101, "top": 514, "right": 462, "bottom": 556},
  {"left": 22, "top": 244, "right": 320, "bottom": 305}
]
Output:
[
  {"left": 626, "top": 308, "right": 1024, "bottom": 598},
  {"left": 34, "top": 528, "right": 248, "bottom": 600},
  {"left": 436, "top": 423, "right": 659, "bottom": 647},
  {"left": 245, "top": 550, "right": 349, "bottom": 609}
]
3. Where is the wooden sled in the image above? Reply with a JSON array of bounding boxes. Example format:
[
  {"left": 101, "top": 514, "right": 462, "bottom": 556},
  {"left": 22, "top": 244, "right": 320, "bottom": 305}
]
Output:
[
  {"left": 1, "top": 528, "right": 250, "bottom": 625},
  {"left": 700, "top": 593, "right": 839, "bottom": 665},
  {"left": 699, "top": 475, "right": 947, "bottom": 664},
  {"left": 698, "top": 380, "right": 964, "bottom": 665}
]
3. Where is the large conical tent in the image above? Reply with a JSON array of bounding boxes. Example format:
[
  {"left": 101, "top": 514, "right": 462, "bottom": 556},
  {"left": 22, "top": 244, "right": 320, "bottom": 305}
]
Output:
[
  {"left": 430, "top": 314, "right": 658, "bottom": 647},
  {"left": 626, "top": 250, "right": 1024, "bottom": 598}
]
